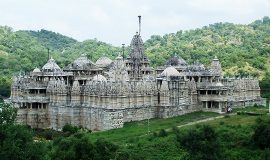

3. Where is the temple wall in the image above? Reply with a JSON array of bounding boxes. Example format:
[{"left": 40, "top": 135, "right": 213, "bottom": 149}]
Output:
[
  {"left": 16, "top": 107, "right": 50, "bottom": 129},
  {"left": 14, "top": 85, "right": 265, "bottom": 131},
  {"left": 12, "top": 68, "right": 265, "bottom": 132}
]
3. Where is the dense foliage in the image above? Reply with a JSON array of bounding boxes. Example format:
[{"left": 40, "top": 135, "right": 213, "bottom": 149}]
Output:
[
  {"left": 0, "top": 100, "right": 46, "bottom": 160},
  {"left": 145, "top": 16, "right": 270, "bottom": 70},
  {"left": 1, "top": 16, "right": 270, "bottom": 96},
  {"left": 49, "top": 136, "right": 119, "bottom": 160}
]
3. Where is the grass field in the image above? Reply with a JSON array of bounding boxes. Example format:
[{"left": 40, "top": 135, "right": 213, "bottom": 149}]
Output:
[
  {"left": 88, "top": 105, "right": 269, "bottom": 145},
  {"left": 233, "top": 105, "right": 269, "bottom": 114},
  {"left": 89, "top": 111, "right": 221, "bottom": 144},
  {"left": 35, "top": 105, "right": 270, "bottom": 159}
]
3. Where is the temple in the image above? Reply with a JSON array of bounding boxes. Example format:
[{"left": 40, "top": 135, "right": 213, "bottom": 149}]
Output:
[{"left": 9, "top": 18, "right": 265, "bottom": 131}]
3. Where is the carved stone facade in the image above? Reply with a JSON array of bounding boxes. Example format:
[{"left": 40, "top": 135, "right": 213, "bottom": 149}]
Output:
[
  {"left": 125, "top": 32, "right": 154, "bottom": 79},
  {"left": 9, "top": 33, "right": 265, "bottom": 131}
]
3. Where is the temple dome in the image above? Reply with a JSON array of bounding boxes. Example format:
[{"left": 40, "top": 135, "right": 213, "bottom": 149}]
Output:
[
  {"left": 71, "top": 54, "right": 94, "bottom": 69},
  {"left": 63, "top": 54, "right": 100, "bottom": 70},
  {"left": 74, "top": 54, "right": 91, "bottom": 64},
  {"left": 165, "top": 53, "right": 187, "bottom": 67},
  {"left": 186, "top": 60, "right": 205, "bottom": 72},
  {"left": 41, "top": 57, "right": 62, "bottom": 72},
  {"left": 33, "top": 67, "right": 41, "bottom": 73},
  {"left": 161, "top": 66, "right": 181, "bottom": 76},
  {"left": 92, "top": 74, "right": 107, "bottom": 82},
  {"left": 115, "top": 53, "right": 123, "bottom": 60},
  {"left": 96, "top": 55, "right": 112, "bottom": 67}
]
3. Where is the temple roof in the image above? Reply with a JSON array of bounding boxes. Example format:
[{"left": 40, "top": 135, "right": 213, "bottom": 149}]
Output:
[
  {"left": 63, "top": 54, "right": 101, "bottom": 71},
  {"left": 210, "top": 55, "right": 223, "bottom": 78},
  {"left": 213, "top": 55, "right": 219, "bottom": 61},
  {"left": 41, "top": 57, "right": 62, "bottom": 72},
  {"left": 95, "top": 55, "right": 112, "bottom": 68},
  {"left": 127, "top": 32, "right": 147, "bottom": 61},
  {"left": 115, "top": 53, "right": 123, "bottom": 60},
  {"left": 185, "top": 60, "right": 206, "bottom": 72},
  {"left": 33, "top": 67, "right": 41, "bottom": 73},
  {"left": 165, "top": 53, "right": 187, "bottom": 67},
  {"left": 161, "top": 66, "right": 181, "bottom": 76}
]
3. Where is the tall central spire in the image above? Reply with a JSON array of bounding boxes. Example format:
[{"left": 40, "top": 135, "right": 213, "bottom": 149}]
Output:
[
  {"left": 138, "top": 15, "right": 141, "bottom": 35},
  {"left": 126, "top": 16, "right": 153, "bottom": 80}
]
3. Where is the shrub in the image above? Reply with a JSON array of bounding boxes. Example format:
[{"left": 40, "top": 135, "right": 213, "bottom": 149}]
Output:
[
  {"left": 251, "top": 117, "right": 270, "bottom": 149},
  {"left": 172, "top": 126, "right": 180, "bottom": 134},
  {"left": 153, "top": 132, "right": 157, "bottom": 137},
  {"left": 255, "top": 117, "right": 264, "bottom": 124},
  {"left": 73, "top": 132, "right": 85, "bottom": 139},
  {"left": 158, "top": 129, "right": 168, "bottom": 137},
  {"left": 127, "top": 137, "right": 135, "bottom": 143},
  {"left": 176, "top": 124, "right": 221, "bottom": 159},
  {"left": 220, "top": 121, "right": 225, "bottom": 125},
  {"left": 62, "top": 124, "right": 78, "bottom": 134},
  {"left": 87, "top": 129, "right": 92, "bottom": 133}
]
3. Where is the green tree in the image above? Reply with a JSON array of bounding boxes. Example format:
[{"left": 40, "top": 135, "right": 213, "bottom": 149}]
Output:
[
  {"left": 252, "top": 117, "right": 270, "bottom": 149},
  {"left": 176, "top": 125, "right": 221, "bottom": 160},
  {"left": 0, "top": 100, "right": 46, "bottom": 160}
]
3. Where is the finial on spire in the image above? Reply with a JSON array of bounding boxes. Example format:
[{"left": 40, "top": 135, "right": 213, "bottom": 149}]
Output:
[{"left": 138, "top": 15, "right": 141, "bottom": 35}]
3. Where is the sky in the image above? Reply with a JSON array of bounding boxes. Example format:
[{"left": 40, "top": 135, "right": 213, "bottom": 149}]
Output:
[{"left": 0, "top": 0, "right": 269, "bottom": 47}]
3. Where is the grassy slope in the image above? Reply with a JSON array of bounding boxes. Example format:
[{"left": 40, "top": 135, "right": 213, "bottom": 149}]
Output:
[
  {"left": 89, "top": 111, "right": 221, "bottom": 144},
  {"left": 87, "top": 105, "right": 269, "bottom": 144},
  {"left": 85, "top": 106, "right": 270, "bottom": 159}
]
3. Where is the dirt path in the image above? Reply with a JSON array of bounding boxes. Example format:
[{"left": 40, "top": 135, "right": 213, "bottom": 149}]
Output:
[
  {"left": 140, "top": 114, "right": 233, "bottom": 136},
  {"left": 164, "top": 115, "right": 231, "bottom": 131},
  {"left": 172, "top": 113, "right": 238, "bottom": 130}
]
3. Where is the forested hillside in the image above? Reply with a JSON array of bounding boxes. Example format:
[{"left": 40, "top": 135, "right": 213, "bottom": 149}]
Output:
[
  {"left": 0, "top": 27, "right": 120, "bottom": 97},
  {"left": 145, "top": 16, "right": 270, "bottom": 75},
  {"left": 1, "top": 16, "right": 270, "bottom": 97}
]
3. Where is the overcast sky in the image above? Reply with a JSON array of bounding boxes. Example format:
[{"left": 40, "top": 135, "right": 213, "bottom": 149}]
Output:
[{"left": 0, "top": 0, "right": 269, "bottom": 47}]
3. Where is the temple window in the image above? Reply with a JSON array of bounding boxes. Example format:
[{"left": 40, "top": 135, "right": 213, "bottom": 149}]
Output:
[{"left": 40, "top": 89, "right": 46, "bottom": 94}]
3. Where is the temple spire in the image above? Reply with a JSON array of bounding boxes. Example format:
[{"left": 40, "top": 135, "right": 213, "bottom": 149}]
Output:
[{"left": 138, "top": 15, "right": 141, "bottom": 35}]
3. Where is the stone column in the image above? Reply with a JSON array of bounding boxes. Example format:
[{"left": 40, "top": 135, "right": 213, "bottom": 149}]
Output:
[{"left": 191, "top": 93, "right": 193, "bottom": 105}]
